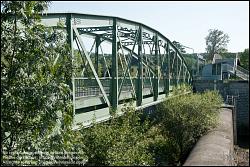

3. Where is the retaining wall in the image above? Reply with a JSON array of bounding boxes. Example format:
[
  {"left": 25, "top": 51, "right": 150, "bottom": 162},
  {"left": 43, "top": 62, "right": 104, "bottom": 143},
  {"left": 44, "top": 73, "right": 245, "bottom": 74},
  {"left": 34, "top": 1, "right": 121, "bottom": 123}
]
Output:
[
  {"left": 193, "top": 80, "right": 249, "bottom": 135},
  {"left": 183, "top": 108, "right": 234, "bottom": 166}
]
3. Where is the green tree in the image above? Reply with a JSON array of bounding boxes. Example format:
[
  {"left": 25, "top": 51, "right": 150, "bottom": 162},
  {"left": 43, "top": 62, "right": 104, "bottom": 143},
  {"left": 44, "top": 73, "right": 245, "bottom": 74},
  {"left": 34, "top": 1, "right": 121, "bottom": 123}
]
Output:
[
  {"left": 156, "top": 90, "right": 223, "bottom": 164},
  {"left": 172, "top": 41, "right": 186, "bottom": 53},
  {"left": 205, "top": 29, "right": 230, "bottom": 60},
  {"left": 239, "top": 48, "right": 249, "bottom": 70},
  {"left": 1, "top": 1, "right": 73, "bottom": 163},
  {"left": 80, "top": 104, "right": 154, "bottom": 166}
]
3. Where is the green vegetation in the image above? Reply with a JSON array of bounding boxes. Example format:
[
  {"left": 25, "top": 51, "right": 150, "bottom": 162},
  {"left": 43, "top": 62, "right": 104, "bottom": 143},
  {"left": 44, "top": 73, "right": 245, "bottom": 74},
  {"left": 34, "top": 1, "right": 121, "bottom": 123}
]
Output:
[
  {"left": 172, "top": 83, "right": 192, "bottom": 95},
  {"left": 172, "top": 41, "right": 186, "bottom": 53},
  {"left": 1, "top": 1, "right": 74, "bottom": 163},
  {"left": 220, "top": 52, "right": 237, "bottom": 59},
  {"left": 239, "top": 48, "right": 249, "bottom": 70},
  {"left": 76, "top": 87, "right": 223, "bottom": 166},
  {"left": 181, "top": 53, "right": 197, "bottom": 74},
  {"left": 80, "top": 105, "right": 154, "bottom": 166},
  {"left": 1, "top": 1, "right": 224, "bottom": 166},
  {"left": 156, "top": 90, "right": 223, "bottom": 164},
  {"left": 205, "top": 29, "right": 230, "bottom": 61}
]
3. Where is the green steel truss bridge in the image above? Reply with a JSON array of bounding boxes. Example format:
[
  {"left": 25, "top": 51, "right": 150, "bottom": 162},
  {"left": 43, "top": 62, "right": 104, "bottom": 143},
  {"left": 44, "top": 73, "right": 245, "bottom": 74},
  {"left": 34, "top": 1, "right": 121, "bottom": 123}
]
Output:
[{"left": 41, "top": 13, "right": 192, "bottom": 128}]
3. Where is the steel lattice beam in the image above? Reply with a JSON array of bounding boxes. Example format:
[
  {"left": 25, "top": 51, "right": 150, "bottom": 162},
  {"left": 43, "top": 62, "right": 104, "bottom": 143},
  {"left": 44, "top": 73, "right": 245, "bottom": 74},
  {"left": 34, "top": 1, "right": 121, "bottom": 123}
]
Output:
[{"left": 40, "top": 13, "right": 193, "bottom": 127}]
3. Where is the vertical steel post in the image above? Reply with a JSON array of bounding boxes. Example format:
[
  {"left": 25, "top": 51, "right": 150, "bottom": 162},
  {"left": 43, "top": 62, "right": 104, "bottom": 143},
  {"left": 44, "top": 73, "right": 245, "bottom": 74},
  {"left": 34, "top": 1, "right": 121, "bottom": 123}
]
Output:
[
  {"left": 137, "top": 26, "right": 143, "bottom": 106},
  {"left": 66, "top": 13, "right": 75, "bottom": 116},
  {"left": 197, "top": 53, "right": 199, "bottom": 76},
  {"left": 173, "top": 52, "right": 177, "bottom": 86},
  {"left": 111, "top": 18, "right": 118, "bottom": 110},
  {"left": 66, "top": 14, "right": 73, "bottom": 84},
  {"left": 165, "top": 42, "right": 170, "bottom": 95},
  {"left": 176, "top": 56, "right": 179, "bottom": 86},
  {"left": 181, "top": 63, "right": 185, "bottom": 84},
  {"left": 95, "top": 36, "right": 100, "bottom": 76},
  {"left": 154, "top": 34, "right": 159, "bottom": 101}
]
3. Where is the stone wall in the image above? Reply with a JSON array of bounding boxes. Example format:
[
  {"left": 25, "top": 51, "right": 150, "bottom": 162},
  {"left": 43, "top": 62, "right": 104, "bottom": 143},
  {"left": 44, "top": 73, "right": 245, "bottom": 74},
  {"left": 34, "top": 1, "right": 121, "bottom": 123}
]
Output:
[{"left": 193, "top": 80, "right": 249, "bottom": 135}]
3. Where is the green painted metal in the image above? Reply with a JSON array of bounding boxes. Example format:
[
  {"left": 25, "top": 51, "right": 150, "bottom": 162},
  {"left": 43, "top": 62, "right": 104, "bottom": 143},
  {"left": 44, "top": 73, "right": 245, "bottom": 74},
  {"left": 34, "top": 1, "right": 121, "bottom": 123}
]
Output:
[
  {"left": 40, "top": 12, "right": 194, "bottom": 127},
  {"left": 73, "top": 27, "right": 111, "bottom": 107},
  {"left": 165, "top": 42, "right": 170, "bottom": 95},
  {"left": 177, "top": 59, "right": 182, "bottom": 85},
  {"left": 79, "top": 40, "right": 96, "bottom": 76},
  {"left": 111, "top": 18, "right": 118, "bottom": 110},
  {"left": 95, "top": 36, "right": 100, "bottom": 75},
  {"left": 137, "top": 25, "right": 143, "bottom": 106},
  {"left": 78, "top": 26, "right": 113, "bottom": 33},
  {"left": 176, "top": 53, "right": 179, "bottom": 86},
  {"left": 66, "top": 13, "right": 75, "bottom": 117},
  {"left": 154, "top": 34, "right": 159, "bottom": 101},
  {"left": 99, "top": 45, "right": 111, "bottom": 77},
  {"left": 117, "top": 35, "right": 136, "bottom": 100}
]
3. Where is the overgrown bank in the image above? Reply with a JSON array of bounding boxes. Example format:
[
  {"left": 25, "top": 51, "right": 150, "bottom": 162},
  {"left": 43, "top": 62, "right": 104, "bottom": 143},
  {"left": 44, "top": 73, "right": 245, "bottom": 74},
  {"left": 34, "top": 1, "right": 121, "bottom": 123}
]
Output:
[
  {"left": 79, "top": 87, "right": 223, "bottom": 166},
  {"left": 2, "top": 85, "right": 223, "bottom": 166}
]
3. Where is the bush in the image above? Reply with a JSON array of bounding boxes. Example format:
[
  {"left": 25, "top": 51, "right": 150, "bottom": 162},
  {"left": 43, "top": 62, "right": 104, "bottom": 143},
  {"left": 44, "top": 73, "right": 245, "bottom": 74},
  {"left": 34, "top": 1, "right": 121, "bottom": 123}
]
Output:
[
  {"left": 156, "top": 90, "right": 223, "bottom": 163},
  {"left": 74, "top": 90, "right": 223, "bottom": 166},
  {"left": 79, "top": 104, "right": 154, "bottom": 166},
  {"left": 172, "top": 83, "right": 192, "bottom": 95}
]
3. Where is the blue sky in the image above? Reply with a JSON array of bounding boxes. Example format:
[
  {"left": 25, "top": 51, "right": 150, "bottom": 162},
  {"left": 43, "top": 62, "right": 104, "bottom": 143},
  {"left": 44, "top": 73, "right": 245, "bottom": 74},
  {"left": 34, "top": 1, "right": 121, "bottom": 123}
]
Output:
[{"left": 48, "top": 1, "right": 249, "bottom": 53}]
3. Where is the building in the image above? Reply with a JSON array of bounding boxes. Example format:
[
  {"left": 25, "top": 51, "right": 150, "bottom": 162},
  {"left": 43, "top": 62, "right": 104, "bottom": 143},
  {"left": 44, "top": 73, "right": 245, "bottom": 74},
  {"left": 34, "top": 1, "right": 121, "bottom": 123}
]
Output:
[{"left": 201, "top": 53, "right": 248, "bottom": 80}]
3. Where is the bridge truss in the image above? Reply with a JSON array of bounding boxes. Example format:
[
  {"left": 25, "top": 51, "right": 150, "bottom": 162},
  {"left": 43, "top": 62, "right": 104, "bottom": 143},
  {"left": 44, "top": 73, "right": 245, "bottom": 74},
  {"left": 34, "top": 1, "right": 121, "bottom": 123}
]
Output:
[{"left": 41, "top": 13, "right": 192, "bottom": 127}]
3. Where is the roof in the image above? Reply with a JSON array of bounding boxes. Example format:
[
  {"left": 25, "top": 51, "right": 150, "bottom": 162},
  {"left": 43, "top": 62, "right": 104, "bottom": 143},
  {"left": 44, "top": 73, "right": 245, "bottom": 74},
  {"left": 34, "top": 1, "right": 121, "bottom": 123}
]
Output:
[{"left": 212, "top": 54, "right": 222, "bottom": 63}]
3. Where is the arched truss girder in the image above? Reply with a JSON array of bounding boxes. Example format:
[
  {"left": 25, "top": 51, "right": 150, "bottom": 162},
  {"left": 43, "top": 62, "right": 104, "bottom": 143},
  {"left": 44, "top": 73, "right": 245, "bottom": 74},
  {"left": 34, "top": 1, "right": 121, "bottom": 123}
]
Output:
[{"left": 41, "top": 13, "right": 193, "bottom": 124}]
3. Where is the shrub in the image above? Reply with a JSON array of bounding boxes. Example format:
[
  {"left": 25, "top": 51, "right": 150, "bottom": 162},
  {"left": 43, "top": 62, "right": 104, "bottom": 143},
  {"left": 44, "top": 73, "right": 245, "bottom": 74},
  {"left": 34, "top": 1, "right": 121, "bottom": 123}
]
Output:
[
  {"left": 76, "top": 90, "right": 223, "bottom": 166},
  {"left": 79, "top": 104, "right": 154, "bottom": 166},
  {"left": 156, "top": 90, "right": 223, "bottom": 163},
  {"left": 172, "top": 83, "right": 192, "bottom": 95}
]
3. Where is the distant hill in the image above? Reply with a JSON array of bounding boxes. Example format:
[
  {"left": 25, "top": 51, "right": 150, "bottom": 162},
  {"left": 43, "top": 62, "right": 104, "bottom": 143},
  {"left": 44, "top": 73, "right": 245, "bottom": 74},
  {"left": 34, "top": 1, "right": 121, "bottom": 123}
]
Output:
[{"left": 197, "top": 52, "right": 237, "bottom": 61}]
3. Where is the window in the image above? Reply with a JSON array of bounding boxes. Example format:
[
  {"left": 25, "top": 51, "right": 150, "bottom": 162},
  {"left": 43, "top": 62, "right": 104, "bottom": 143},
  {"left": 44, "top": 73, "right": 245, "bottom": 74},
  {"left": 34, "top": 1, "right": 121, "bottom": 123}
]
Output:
[
  {"left": 216, "top": 63, "right": 221, "bottom": 75},
  {"left": 212, "top": 63, "right": 221, "bottom": 75},
  {"left": 212, "top": 64, "right": 216, "bottom": 75}
]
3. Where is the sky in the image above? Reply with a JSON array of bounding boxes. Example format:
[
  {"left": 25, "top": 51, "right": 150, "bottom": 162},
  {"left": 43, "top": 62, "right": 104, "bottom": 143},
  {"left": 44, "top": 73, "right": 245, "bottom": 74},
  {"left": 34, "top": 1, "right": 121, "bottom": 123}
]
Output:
[{"left": 47, "top": 1, "right": 249, "bottom": 53}]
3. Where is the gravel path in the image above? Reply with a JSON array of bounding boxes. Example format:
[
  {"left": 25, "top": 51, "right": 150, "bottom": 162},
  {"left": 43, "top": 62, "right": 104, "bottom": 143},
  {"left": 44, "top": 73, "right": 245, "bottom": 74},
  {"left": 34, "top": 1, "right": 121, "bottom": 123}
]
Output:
[{"left": 234, "top": 135, "right": 249, "bottom": 166}]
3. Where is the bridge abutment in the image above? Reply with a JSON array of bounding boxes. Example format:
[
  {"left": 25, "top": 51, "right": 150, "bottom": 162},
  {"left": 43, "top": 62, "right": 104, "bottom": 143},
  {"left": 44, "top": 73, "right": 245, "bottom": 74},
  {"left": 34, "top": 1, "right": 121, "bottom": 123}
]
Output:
[
  {"left": 183, "top": 107, "right": 235, "bottom": 166},
  {"left": 193, "top": 80, "right": 249, "bottom": 137}
]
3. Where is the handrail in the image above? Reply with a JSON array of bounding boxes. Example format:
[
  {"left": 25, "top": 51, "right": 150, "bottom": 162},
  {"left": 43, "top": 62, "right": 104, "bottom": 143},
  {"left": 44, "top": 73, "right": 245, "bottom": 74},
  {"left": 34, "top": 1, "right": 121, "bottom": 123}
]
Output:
[
  {"left": 236, "top": 65, "right": 249, "bottom": 74},
  {"left": 222, "top": 64, "right": 249, "bottom": 80}
]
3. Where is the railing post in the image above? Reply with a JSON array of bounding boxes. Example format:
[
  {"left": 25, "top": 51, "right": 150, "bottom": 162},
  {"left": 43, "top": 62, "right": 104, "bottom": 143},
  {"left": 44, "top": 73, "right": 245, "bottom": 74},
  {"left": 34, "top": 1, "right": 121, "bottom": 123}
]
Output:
[
  {"left": 137, "top": 25, "right": 143, "bottom": 106},
  {"left": 154, "top": 34, "right": 159, "bottom": 101},
  {"left": 111, "top": 18, "right": 118, "bottom": 110}
]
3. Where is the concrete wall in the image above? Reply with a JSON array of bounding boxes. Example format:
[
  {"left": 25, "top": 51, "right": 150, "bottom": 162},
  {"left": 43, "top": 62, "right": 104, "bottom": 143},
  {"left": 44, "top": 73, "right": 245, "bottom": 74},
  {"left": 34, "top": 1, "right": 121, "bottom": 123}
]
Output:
[
  {"left": 229, "top": 81, "right": 249, "bottom": 135},
  {"left": 193, "top": 80, "right": 249, "bottom": 135},
  {"left": 184, "top": 108, "right": 235, "bottom": 166}
]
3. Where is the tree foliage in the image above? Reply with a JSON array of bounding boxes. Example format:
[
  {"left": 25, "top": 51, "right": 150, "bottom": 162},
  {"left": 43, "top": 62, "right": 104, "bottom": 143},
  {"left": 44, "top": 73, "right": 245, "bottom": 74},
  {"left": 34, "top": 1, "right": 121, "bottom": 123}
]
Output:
[
  {"left": 1, "top": 2, "right": 225, "bottom": 166},
  {"left": 72, "top": 88, "right": 222, "bottom": 166},
  {"left": 205, "top": 29, "right": 230, "bottom": 60},
  {"left": 172, "top": 41, "right": 186, "bottom": 53},
  {"left": 182, "top": 53, "right": 197, "bottom": 72},
  {"left": 75, "top": 104, "right": 154, "bottom": 166},
  {"left": 239, "top": 48, "right": 249, "bottom": 70},
  {"left": 1, "top": 1, "right": 73, "bottom": 163},
  {"left": 156, "top": 90, "right": 223, "bottom": 163}
]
